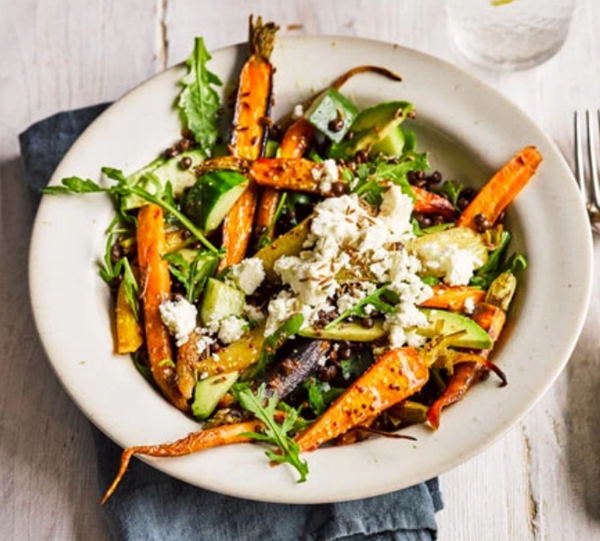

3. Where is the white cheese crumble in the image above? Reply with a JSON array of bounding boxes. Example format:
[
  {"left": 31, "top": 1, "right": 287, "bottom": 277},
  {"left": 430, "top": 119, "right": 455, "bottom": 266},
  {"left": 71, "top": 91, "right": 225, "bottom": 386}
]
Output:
[
  {"left": 227, "top": 258, "right": 265, "bottom": 295},
  {"left": 218, "top": 315, "right": 247, "bottom": 344},
  {"left": 418, "top": 242, "right": 483, "bottom": 286},
  {"left": 311, "top": 159, "right": 339, "bottom": 194},
  {"left": 464, "top": 296, "right": 476, "bottom": 314},
  {"left": 244, "top": 304, "right": 265, "bottom": 324},
  {"left": 265, "top": 187, "right": 433, "bottom": 347},
  {"left": 159, "top": 298, "right": 197, "bottom": 346},
  {"left": 196, "top": 333, "right": 215, "bottom": 356},
  {"left": 292, "top": 104, "right": 304, "bottom": 119}
]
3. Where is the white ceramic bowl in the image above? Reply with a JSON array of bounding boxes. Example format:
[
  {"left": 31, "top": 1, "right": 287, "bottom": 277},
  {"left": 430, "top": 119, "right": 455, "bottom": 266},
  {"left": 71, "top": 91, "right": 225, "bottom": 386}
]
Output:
[{"left": 29, "top": 36, "right": 593, "bottom": 504}]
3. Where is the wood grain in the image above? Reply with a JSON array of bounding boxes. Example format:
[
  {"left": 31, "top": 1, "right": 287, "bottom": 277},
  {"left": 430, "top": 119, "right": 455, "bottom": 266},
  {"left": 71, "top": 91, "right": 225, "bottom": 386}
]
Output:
[{"left": 1, "top": 1, "right": 599, "bottom": 540}]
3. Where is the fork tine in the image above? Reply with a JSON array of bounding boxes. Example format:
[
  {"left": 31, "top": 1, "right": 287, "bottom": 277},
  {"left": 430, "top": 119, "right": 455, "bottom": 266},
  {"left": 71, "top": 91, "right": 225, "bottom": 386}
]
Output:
[
  {"left": 575, "top": 111, "right": 588, "bottom": 204},
  {"left": 586, "top": 110, "right": 600, "bottom": 208}
]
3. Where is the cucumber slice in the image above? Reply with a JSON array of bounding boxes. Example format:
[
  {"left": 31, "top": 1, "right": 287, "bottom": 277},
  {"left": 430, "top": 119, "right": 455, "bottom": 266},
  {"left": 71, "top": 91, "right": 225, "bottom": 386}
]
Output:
[
  {"left": 199, "top": 278, "right": 245, "bottom": 326},
  {"left": 305, "top": 88, "right": 358, "bottom": 143},
  {"left": 185, "top": 170, "right": 248, "bottom": 232},
  {"left": 192, "top": 372, "right": 239, "bottom": 420},
  {"left": 419, "top": 309, "right": 492, "bottom": 349},
  {"left": 300, "top": 320, "right": 386, "bottom": 341},
  {"left": 121, "top": 149, "right": 206, "bottom": 210}
]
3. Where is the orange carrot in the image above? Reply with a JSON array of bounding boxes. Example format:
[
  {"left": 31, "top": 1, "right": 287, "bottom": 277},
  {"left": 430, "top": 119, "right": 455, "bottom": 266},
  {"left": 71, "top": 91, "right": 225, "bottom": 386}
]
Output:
[
  {"left": 457, "top": 146, "right": 542, "bottom": 230},
  {"left": 295, "top": 347, "right": 428, "bottom": 452},
  {"left": 137, "top": 204, "right": 188, "bottom": 412},
  {"left": 427, "top": 302, "right": 506, "bottom": 429},
  {"left": 419, "top": 285, "right": 486, "bottom": 312},
  {"left": 251, "top": 158, "right": 457, "bottom": 217},
  {"left": 255, "top": 118, "right": 315, "bottom": 240},
  {"left": 411, "top": 186, "right": 456, "bottom": 218},
  {"left": 101, "top": 420, "right": 264, "bottom": 504},
  {"left": 220, "top": 17, "right": 278, "bottom": 271}
]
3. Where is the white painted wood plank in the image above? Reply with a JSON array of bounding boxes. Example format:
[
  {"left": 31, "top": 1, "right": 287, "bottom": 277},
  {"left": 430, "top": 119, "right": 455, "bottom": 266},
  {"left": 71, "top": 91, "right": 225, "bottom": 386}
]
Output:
[{"left": 0, "top": 1, "right": 158, "bottom": 540}]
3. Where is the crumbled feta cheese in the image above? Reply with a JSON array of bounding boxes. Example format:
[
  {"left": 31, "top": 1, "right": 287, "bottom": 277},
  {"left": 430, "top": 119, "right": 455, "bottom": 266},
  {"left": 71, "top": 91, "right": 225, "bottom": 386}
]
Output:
[
  {"left": 199, "top": 371, "right": 209, "bottom": 380},
  {"left": 159, "top": 298, "right": 197, "bottom": 346},
  {"left": 244, "top": 304, "right": 265, "bottom": 323},
  {"left": 292, "top": 104, "right": 304, "bottom": 119},
  {"left": 264, "top": 290, "right": 321, "bottom": 336},
  {"left": 379, "top": 186, "right": 414, "bottom": 236},
  {"left": 218, "top": 315, "right": 247, "bottom": 344},
  {"left": 196, "top": 333, "right": 215, "bottom": 356},
  {"left": 227, "top": 258, "right": 265, "bottom": 295},
  {"left": 418, "top": 242, "right": 483, "bottom": 286},
  {"left": 322, "top": 159, "right": 339, "bottom": 183},
  {"left": 464, "top": 296, "right": 476, "bottom": 314}
]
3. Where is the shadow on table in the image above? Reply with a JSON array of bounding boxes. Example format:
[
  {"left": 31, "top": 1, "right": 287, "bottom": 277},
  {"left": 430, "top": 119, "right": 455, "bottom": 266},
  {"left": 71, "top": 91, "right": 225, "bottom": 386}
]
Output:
[
  {"left": 0, "top": 156, "right": 110, "bottom": 540},
  {"left": 566, "top": 242, "right": 600, "bottom": 521}
]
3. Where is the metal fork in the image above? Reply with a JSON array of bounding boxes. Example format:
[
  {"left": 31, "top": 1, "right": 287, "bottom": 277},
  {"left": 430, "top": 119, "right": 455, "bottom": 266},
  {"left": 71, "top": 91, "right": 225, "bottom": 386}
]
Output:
[{"left": 574, "top": 110, "right": 600, "bottom": 235}]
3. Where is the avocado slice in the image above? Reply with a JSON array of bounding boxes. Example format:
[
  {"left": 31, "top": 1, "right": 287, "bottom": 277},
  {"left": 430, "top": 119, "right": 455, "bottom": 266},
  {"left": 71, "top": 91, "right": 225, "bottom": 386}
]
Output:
[
  {"left": 192, "top": 372, "right": 239, "bottom": 420},
  {"left": 121, "top": 148, "right": 206, "bottom": 210},
  {"left": 199, "top": 278, "right": 245, "bottom": 326},
  {"left": 419, "top": 309, "right": 493, "bottom": 349},
  {"left": 300, "top": 320, "right": 386, "bottom": 341},
  {"left": 330, "top": 101, "right": 413, "bottom": 159}
]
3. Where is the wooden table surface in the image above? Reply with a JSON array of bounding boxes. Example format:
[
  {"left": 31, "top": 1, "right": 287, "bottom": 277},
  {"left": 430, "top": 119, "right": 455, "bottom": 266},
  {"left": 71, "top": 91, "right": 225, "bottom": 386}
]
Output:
[{"left": 2, "top": 1, "right": 599, "bottom": 539}]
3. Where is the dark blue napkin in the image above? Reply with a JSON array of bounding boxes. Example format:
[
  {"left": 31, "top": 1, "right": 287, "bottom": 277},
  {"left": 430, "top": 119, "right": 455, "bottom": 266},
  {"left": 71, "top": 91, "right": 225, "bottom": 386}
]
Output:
[{"left": 19, "top": 105, "right": 442, "bottom": 541}]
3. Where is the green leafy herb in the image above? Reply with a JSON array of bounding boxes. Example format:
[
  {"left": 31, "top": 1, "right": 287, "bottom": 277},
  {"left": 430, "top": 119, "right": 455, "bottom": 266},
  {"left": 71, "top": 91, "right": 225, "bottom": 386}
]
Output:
[
  {"left": 43, "top": 176, "right": 105, "bottom": 195},
  {"left": 44, "top": 171, "right": 221, "bottom": 255},
  {"left": 281, "top": 192, "right": 313, "bottom": 229},
  {"left": 163, "top": 251, "right": 218, "bottom": 303},
  {"left": 349, "top": 152, "right": 428, "bottom": 205},
  {"left": 421, "top": 275, "right": 441, "bottom": 287},
  {"left": 233, "top": 384, "right": 309, "bottom": 482},
  {"left": 178, "top": 37, "right": 223, "bottom": 153},
  {"left": 411, "top": 218, "right": 424, "bottom": 237},
  {"left": 340, "top": 349, "right": 374, "bottom": 381},
  {"left": 435, "top": 180, "right": 464, "bottom": 209},
  {"left": 470, "top": 231, "right": 527, "bottom": 288},
  {"left": 325, "top": 285, "right": 396, "bottom": 329},
  {"left": 243, "top": 314, "right": 305, "bottom": 380},
  {"left": 308, "top": 149, "right": 324, "bottom": 164},
  {"left": 277, "top": 401, "right": 313, "bottom": 432},
  {"left": 304, "top": 379, "right": 344, "bottom": 416}
]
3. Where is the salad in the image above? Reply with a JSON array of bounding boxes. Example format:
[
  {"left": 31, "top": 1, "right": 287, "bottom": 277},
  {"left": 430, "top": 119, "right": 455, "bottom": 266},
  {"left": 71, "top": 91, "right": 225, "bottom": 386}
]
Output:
[{"left": 44, "top": 17, "right": 542, "bottom": 501}]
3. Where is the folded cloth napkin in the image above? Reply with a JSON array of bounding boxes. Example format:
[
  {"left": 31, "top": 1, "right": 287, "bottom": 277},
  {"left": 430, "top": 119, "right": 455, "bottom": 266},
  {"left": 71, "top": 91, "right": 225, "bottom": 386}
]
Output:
[{"left": 19, "top": 105, "right": 443, "bottom": 541}]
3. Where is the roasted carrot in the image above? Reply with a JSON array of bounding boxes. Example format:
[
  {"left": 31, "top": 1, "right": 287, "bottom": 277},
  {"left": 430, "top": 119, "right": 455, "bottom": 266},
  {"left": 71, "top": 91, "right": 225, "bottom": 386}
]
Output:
[
  {"left": 137, "top": 204, "right": 188, "bottom": 411},
  {"left": 251, "top": 158, "right": 457, "bottom": 217},
  {"left": 255, "top": 118, "right": 315, "bottom": 240},
  {"left": 295, "top": 347, "right": 428, "bottom": 452},
  {"left": 101, "top": 420, "right": 264, "bottom": 504},
  {"left": 427, "top": 301, "right": 507, "bottom": 429},
  {"left": 176, "top": 329, "right": 200, "bottom": 400},
  {"left": 220, "top": 17, "right": 278, "bottom": 271},
  {"left": 411, "top": 186, "right": 456, "bottom": 219},
  {"left": 457, "top": 146, "right": 542, "bottom": 230},
  {"left": 419, "top": 285, "right": 486, "bottom": 312},
  {"left": 115, "top": 277, "right": 143, "bottom": 354}
]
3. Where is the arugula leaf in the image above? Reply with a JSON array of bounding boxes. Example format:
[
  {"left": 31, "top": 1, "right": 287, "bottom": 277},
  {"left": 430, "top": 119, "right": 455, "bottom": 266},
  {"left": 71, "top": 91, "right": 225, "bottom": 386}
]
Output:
[
  {"left": 421, "top": 275, "right": 441, "bottom": 286},
  {"left": 243, "top": 314, "right": 305, "bottom": 381},
  {"left": 304, "top": 379, "right": 344, "bottom": 416},
  {"left": 340, "top": 349, "right": 374, "bottom": 381},
  {"left": 501, "top": 253, "right": 528, "bottom": 274},
  {"left": 411, "top": 218, "right": 424, "bottom": 237},
  {"left": 470, "top": 231, "right": 511, "bottom": 288},
  {"left": 325, "top": 285, "right": 396, "bottom": 329},
  {"left": 43, "top": 176, "right": 105, "bottom": 195},
  {"left": 349, "top": 152, "right": 427, "bottom": 205},
  {"left": 46, "top": 172, "right": 221, "bottom": 254},
  {"left": 119, "top": 257, "right": 140, "bottom": 320},
  {"left": 163, "top": 251, "right": 218, "bottom": 303},
  {"left": 434, "top": 180, "right": 464, "bottom": 209},
  {"left": 178, "top": 37, "right": 222, "bottom": 154},
  {"left": 421, "top": 222, "right": 455, "bottom": 234},
  {"left": 233, "top": 384, "right": 309, "bottom": 482}
]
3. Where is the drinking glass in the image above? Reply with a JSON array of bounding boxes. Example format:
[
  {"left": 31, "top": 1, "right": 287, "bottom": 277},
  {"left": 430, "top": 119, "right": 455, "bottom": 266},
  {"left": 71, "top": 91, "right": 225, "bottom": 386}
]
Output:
[{"left": 445, "top": 0, "right": 576, "bottom": 70}]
